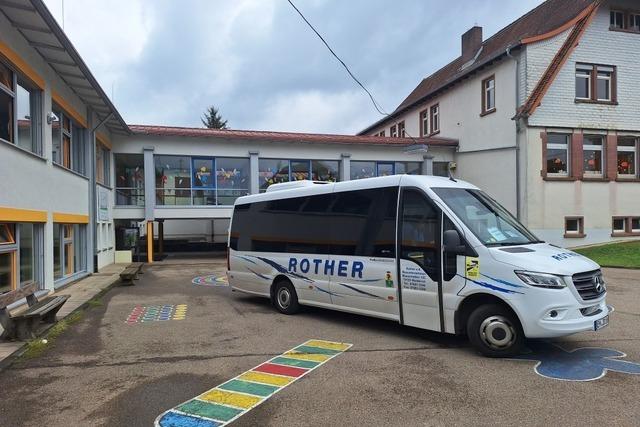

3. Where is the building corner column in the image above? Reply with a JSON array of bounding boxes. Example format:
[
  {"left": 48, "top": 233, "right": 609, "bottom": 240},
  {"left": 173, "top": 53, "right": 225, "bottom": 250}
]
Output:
[
  {"left": 422, "top": 154, "right": 434, "bottom": 175},
  {"left": 249, "top": 151, "right": 259, "bottom": 194},
  {"left": 143, "top": 147, "right": 155, "bottom": 263},
  {"left": 341, "top": 153, "right": 351, "bottom": 181}
]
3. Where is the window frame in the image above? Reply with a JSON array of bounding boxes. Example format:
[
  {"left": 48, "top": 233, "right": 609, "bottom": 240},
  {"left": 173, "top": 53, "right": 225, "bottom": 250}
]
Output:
[
  {"left": 610, "top": 10, "right": 625, "bottom": 29},
  {"left": 430, "top": 103, "right": 440, "bottom": 134},
  {"left": 612, "top": 216, "right": 640, "bottom": 237},
  {"left": 583, "top": 134, "right": 605, "bottom": 178},
  {"left": 616, "top": 136, "right": 638, "bottom": 179},
  {"left": 546, "top": 133, "right": 571, "bottom": 177},
  {"left": 114, "top": 153, "right": 145, "bottom": 206},
  {"left": 0, "top": 60, "right": 42, "bottom": 155},
  {"left": 419, "top": 108, "right": 429, "bottom": 137},
  {"left": 96, "top": 142, "right": 111, "bottom": 186},
  {"left": 481, "top": 75, "right": 496, "bottom": 115},
  {"left": 609, "top": 9, "right": 640, "bottom": 33},
  {"left": 390, "top": 124, "right": 398, "bottom": 138},
  {"left": 397, "top": 121, "right": 406, "bottom": 138},
  {"left": 52, "top": 107, "right": 86, "bottom": 174},
  {"left": 575, "top": 63, "right": 617, "bottom": 104},
  {"left": 564, "top": 216, "right": 585, "bottom": 238}
]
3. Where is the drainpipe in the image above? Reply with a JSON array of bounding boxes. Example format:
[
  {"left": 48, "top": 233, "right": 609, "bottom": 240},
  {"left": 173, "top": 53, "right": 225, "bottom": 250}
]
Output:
[
  {"left": 506, "top": 45, "right": 522, "bottom": 220},
  {"left": 90, "top": 112, "right": 113, "bottom": 273}
]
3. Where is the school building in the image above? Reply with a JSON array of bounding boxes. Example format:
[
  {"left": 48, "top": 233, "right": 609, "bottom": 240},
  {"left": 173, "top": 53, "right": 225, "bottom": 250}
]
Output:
[{"left": 0, "top": 0, "right": 638, "bottom": 298}]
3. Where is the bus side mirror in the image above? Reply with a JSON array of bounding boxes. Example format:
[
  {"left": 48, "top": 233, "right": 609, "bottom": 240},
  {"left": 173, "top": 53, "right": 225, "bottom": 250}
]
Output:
[{"left": 443, "top": 229, "right": 466, "bottom": 255}]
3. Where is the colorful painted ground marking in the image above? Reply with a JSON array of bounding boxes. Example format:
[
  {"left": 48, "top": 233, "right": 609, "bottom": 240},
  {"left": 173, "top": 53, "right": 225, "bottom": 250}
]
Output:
[
  {"left": 125, "top": 304, "right": 188, "bottom": 324},
  {"left": 512, "top": 341, "right": 640, "bottom": 381},
  {"left": 192, "top": 275, "right": 229, "bottom": 287},
  {"left": 155, "top": 339, "right": 352, "bottom": 426}
]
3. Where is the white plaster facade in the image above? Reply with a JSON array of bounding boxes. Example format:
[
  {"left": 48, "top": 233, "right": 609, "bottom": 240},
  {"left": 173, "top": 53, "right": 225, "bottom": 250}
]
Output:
[{"left": 362, "top": 0, "right": 640, "bottom": 248}]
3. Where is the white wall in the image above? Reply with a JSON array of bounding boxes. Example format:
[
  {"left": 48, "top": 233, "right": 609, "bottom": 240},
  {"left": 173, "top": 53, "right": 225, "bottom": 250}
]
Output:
[{"left": 366, "top": 57, "right": 519, "bottom": 212}]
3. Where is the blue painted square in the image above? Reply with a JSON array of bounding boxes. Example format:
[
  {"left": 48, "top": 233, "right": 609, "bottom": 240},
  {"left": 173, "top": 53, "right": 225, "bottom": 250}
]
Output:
[{"left": 158, "top": 411, "right": 221, "bottom": 427}]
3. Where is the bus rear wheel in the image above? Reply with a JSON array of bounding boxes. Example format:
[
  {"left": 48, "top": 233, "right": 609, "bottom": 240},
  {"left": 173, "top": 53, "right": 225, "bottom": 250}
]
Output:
[
  {"left": 272, "top": 279, "right": 300, "bottom": 315},
  {"left": 467, "top": 304, "right": 524, "bottom": 357}
]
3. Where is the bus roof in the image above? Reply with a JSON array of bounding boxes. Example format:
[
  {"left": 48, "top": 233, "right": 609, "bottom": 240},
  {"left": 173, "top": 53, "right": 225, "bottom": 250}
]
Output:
[{"left": 236, "top": 175, "right": 479, "bottom": 205}]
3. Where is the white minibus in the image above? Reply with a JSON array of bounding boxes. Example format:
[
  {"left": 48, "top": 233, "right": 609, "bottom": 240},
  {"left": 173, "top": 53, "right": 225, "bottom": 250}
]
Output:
[{"left": 227, "top": 175, "right": 610, "bottom": 356}]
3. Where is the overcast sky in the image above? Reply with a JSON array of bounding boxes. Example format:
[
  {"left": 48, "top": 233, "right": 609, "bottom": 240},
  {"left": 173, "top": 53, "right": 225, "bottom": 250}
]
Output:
[{"left": 42, "top": 0, "right": 543, "bottom": 134}]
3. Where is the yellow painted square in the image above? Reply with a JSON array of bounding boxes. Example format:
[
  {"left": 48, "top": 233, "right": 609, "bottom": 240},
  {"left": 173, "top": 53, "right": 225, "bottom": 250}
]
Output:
[
  {"left": 304, "top": 340, "right": 351, "bottom": 352},
  {"left": 283, "top": 351, "right": 331, "bottom": 363},
  {"left": 238, "top": 371, "right": 293, "bottom": 387},
  {"left": 199, "top": 388, "right": 262, "bottom": 409}
]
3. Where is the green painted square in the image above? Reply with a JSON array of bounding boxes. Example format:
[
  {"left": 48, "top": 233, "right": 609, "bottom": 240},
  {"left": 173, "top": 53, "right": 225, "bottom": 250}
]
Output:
[
  {"left": 271, "top": 356, "right": 320, "bottom": 369},
  {"left": 218, "top": 379, "right": 279, "bottom": 397},
  {"left": 177, "top": 399, "right": 243, "bottom": 422},
  {"left": 294, "top": 345, "right": 340, "bottom": 356}
]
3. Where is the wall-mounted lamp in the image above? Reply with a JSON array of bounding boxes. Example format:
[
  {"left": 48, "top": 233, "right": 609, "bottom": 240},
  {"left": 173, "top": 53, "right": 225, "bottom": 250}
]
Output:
[{"left": 46, "top": 111, "right": 59, "bottom": 125}]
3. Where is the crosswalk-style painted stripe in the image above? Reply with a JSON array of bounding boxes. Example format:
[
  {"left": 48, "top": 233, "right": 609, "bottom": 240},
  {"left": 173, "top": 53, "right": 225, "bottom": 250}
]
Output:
[{"left": 155, "top": 339, "right": 352, "bottom": 427}]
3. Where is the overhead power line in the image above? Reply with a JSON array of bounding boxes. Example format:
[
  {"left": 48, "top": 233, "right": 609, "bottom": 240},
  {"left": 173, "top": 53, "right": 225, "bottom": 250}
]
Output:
[
  {"left": 285, "top": 0, "right": 388, "bottom": 117},
  {"left": 285, "top": 0, "right": 425, "bottom": 145}
]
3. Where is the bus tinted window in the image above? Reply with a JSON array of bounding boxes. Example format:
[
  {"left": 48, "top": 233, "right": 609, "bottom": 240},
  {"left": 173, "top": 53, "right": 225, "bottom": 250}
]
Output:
[
  {"left": 329, "top": 187, "right": 397, "bottom": 258},
  {"left": 230, "top": 186, "right": 398, "bottom": 258}
]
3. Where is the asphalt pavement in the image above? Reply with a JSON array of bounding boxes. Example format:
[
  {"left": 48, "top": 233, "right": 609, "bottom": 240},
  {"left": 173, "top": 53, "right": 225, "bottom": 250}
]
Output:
[{"left": 0, "top": 255, "right": 638, "bottom": 426}]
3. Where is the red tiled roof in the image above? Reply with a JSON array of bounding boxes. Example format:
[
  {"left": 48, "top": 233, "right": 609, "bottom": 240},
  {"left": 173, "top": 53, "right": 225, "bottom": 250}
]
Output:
[
  {"left": 129, "top": 124, "right": 459, "bottom": 147},
  {"left": 358, "top": 0, "right": 594, "bottom": 135}
]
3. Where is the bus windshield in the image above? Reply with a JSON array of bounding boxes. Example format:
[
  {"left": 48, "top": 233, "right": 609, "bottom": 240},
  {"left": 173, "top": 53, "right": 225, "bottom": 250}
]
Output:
[{"left": 432, "top": 187, "right": 541, "bottom": 247}]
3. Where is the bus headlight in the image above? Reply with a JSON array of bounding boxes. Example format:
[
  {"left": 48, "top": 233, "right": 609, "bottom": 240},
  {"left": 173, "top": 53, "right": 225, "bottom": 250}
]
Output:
[{"left": 515, "top": 271, "right": 566, "bottom": 289}]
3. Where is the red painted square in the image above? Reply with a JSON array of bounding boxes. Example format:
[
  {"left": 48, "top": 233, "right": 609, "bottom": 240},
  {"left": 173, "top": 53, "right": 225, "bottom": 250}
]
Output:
[{"left": 253, "top": 362, "right": 308, "bottom": 377}]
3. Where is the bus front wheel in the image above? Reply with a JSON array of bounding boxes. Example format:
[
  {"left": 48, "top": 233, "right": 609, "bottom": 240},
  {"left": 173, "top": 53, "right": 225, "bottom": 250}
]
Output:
[
  {"left": 467, "top": 304, "right": 524, "bottom": 357},
  {"left": 272, "top": 279, "right": 300, "bottom": 315}
]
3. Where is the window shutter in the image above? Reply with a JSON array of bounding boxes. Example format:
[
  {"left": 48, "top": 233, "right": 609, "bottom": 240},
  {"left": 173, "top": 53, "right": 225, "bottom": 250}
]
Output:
[
  {"left": 606, "top": 134, "right": 618, "bottom": 180},
  {"left": 571, "top": 133, "right": 584, "bottom": 179}
]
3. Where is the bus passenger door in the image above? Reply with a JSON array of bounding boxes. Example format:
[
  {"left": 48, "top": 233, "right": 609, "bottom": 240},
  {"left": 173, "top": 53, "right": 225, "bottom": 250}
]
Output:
[{"left": 398, "top": 188, "right": 442, "bottom": 332}]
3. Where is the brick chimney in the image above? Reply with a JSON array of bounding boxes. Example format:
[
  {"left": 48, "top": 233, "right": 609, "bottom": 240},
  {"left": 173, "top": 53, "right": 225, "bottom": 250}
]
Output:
[{"left": 461, "top": 26, "right": 483, "bottom": 62}]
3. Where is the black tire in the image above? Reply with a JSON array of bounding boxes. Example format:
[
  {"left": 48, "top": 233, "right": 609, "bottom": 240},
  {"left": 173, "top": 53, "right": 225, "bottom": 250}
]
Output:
[
  {"left": 272, "top": 279, "right": 300, "bottom": 314},
  {"left": 467, "top": 304, "right": 524, "bottom": 357}
]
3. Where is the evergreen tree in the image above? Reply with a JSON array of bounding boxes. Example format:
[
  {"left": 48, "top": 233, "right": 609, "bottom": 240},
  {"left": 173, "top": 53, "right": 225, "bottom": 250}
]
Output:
[{"left": 201, "top": 106, "right": 228, "bottom": 129}]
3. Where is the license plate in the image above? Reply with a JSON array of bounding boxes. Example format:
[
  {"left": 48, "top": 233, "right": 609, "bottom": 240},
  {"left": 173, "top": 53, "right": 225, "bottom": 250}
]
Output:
[{"left": 594, "top": 315, "right": 609, "bottom": 331}]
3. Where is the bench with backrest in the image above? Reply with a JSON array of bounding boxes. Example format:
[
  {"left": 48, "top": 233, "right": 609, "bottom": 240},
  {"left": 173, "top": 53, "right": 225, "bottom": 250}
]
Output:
[
  {"left": 0, "top": 282, "right": 69, "bottom": 341},
  {"left": 119, "top": 262, "right": 144, "bottom": 286}
]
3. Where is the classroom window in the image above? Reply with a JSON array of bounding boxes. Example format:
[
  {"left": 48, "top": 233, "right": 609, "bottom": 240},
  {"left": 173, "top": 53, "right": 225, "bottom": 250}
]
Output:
[
  {"left": 546, "top": 133, "right": 570, "bottom": 176},
  {"left": 259, "top": 159, "right": 289, "bottom": 192},
  {"left": 96, "top": 143, "right": 110, "bottom": 186},
  {"left": 583, "top": 135, "right": 604, "bottom": 177},
  {"left": 377, "top": 162, "right": 394, "bottom": 177},
  {"left": 114, "top": 154, "right": 145, "bottom": 206},
  {"left": 0, "top": 224, "right": 16, "bottom": 293},
  {"left": 0, "top": 62, "right": 41, "bottom": 154},
  {"left": 350, "top": 161, "right": 377, "bottom": 180},
  {"left": 215, "top": 157, "right": 250, "bottom": 206},
  {"left": 575, "top": 64, "right": 616, "bottom": 103},
  {"left": 397, "top": 121, "right": 406, "bottom": 137},
  {"left": 52, "top": 109, "right": 86, "bottom": 173},
  {"left": 395, "top": 161, "right": 421, "bottom": 175},
  {"left": 390, "top": 124, "right": 398, "bottom": 138},
  {"left": 482, "top": 75, "right": 496, "bottom": 114},
  {"left": 430, "top": 104, "right": 440, "bottom": 134},
  {"left": 311, "top": 160, "right": 339, "bottom": 182},
  {"left": 631, "top": 13, "right": 640, "bottom": 31},
  {"left": 617, "top": 136, "right": 638, "bottom": 178},
  {"left": 433, "top": 162, "right": 449, "bottom": 177},
  {"left": 53, "top": 223, "right": 86, "bottom": 282},
  {"left": 420, "top": 109, "right": 429, "bottom": 136},
  {"left": 610, "top": 10, "right": 625, "bottom": 29},
  {"left": 612, "top": 217, "right": 640, "bottom": 236},
  {"left": 155, "top": 155, "right": 192, "bottom": 205},
  {"left": 564, "top": 217, "right": 584, "bottom": 237}
]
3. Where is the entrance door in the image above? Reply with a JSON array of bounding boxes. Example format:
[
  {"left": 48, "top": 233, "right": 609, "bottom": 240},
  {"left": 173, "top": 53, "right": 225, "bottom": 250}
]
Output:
[{"left": 397, "top": 188, "right": 442, "bottom": 331}]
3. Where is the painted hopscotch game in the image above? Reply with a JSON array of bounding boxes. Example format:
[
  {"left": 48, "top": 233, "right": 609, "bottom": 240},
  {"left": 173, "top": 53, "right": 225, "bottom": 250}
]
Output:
[
  {"left": 126, "top": 304, "right": 188, "bottom": 324},
  {"left": 155, "top": 339, "right": 352, "bottom": 426}
]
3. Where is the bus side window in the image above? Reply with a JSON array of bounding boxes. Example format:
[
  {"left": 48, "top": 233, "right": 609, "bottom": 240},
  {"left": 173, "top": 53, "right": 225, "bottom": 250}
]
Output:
[{"left": 400, "top": 189, "right": 439, "bottom": 281}]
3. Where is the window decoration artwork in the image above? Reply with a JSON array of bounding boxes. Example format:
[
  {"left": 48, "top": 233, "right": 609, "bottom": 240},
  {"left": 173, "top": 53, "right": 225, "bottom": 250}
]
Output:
[
  {"left": 350, "top": 161, "right": 376, "bottom": 180},
  {"left": 617, "top": 137, "right": 637, "bottom": 178},
  {"left": 583, "top": 135, "right": 604, "bottom": 177},
  {"left": 546, "top": 133, "right": 570, "bottom": 176},
  {"left": 115, "top": 154, "right": 145, "bottom": 206}
]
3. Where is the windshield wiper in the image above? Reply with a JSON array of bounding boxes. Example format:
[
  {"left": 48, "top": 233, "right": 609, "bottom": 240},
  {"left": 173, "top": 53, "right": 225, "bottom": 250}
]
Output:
[{"left": 485, "top": 242, "right": 531, "bottom": 247}]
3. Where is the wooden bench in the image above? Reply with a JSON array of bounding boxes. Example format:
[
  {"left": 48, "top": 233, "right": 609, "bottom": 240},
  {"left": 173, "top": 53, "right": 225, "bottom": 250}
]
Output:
[
  {"left": 119, "top": 262, "right": 144, "bottom": 286},
  {"left": 0, "top": 282, "right": 69, "bottom": 341}
]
